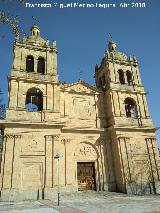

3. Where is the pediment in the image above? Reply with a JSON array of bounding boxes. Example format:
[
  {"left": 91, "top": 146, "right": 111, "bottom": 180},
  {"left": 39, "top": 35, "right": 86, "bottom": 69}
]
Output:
[{"left": 62, "top": 81, "right": 99, "bottom": 94}]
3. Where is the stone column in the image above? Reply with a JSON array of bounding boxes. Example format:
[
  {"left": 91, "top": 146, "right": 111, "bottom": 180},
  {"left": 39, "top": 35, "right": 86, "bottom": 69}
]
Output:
[
  {"left": 108, "top": 63, "right": 116, "bottom": 82},
  {"left": 21, "top": 54, "right": 26, "bottom": 71},
  {"left": 112, "top": 92, "right": 119, "bottom": 116},
  {"left": 19, "top": 90, "right": 27, "bottom": 109},
  {"left": 11, "top": 135, "right": 22, "bottom": 189},
  {"left": 61, "top": 138, "right": 70, "bottom": 186},
  {"left": 142, "top": 95, "right": 150, "bottom": 118},
  {"left": 44, "top": 135, "right": 53, "bottom": 188},
  {"left": 136, "top": 67, "right": 142, "bottom": 85},
  {"left": 1, "top": 135, "right": 20, "bottom": 189},
  {"left": 95, "top": 94, "right": 100, "bottom": 128},
  {"left": 44, "top": 135, "right": 60, "bottom": 188},
  {"left": 117, "top": 137, "right": 131, "bottom": 192},
  {"left": 105, "top": 137, "right": 116, "bottom": 191},
  {"left": 0, "top": 136, "right": 6, "bottom": 189},
  {"left": 43, "top": 95, "right": 47, "bottom": 112},
  {"left": 16, "top": 80, "right": 21, "bottom": 108},
  {"left": 9, "top": 79, "right": 18, "bottom": 109},
  {"left": 145, "top": 137, "right": 160, "bottom": 193},
  {"left": 98, "top": 139, "right": 107, "bottom": 191},
  {"left": 123, "top": 71, "right": 128, "bottom": 84},
  {"left": 53, "top": 84, "right": 60, "bottom": 112},
  {"left": 137, "top": 94, "right": 145, "bottom": 119},
  {"left": 13, "top": 46, "right": 21, "bottom": 70},
  {"left": 34, "top": 57, "right": 38, "bottom": 73},
  {"left": 46, "top": 84, "right": 53, "bottom": 111}
]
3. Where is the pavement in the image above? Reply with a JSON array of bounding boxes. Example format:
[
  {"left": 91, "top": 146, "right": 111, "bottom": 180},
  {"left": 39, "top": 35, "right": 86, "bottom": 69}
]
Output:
[
  {"left": 0, "top": 191, "right": 160, "bottom": 213},
  {"left": 0, "top": 200, "right": 84, "bottom": 213}
]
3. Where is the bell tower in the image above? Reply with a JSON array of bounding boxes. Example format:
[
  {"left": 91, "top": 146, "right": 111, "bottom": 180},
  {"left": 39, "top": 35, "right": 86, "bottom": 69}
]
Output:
[
  {"left": 95, "top": 40, "right": 160, "bottom": 194},
  {"left": 7, "top": 25, "right": 60, "bottom": 121},
  {"left": 95, "top": 40, "right": 151, "bottom": 127}
]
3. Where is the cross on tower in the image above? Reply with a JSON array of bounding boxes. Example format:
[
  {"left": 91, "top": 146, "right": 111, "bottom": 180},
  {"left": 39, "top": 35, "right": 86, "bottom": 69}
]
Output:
[
  {"left": 32, "top": 16, "right": 40, "bottom": 24},
  {"left": 109, "top": 33, "right": 113, "bottom": 40}
]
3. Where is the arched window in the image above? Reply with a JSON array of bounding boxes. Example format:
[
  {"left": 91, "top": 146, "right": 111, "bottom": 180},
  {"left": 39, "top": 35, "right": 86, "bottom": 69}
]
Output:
[
  {"left": 124, "top": 98, "right": 138, "bottom": 118},
  {"left": 25, "top": 88, "right": 43, "bottom": 111},
  {"left": 126, "top": 71, "right": 133, "bottom": 85},
  {"left": 37, "top": 57, "right": 45, "bottom": 74},
  {"left": 26, "top": 56, "right": 34, "bottom": 72},
  {"left": 118, "top": 70, "right": 125, "bottom": 84}
]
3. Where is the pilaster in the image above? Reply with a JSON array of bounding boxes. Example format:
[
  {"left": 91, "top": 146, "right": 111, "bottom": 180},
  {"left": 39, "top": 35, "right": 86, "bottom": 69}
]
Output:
[
  {"left": 1, "top": 135, "right": 21, "bottom": 189},
  {"left": 44, "top": 135, "right": 60, "bottom": 188}
]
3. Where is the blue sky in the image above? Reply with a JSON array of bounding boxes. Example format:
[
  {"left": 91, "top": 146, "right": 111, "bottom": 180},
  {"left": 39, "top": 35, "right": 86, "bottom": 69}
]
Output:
[{"left": 0, "top": 0, "right": 160, "bottom": 144}]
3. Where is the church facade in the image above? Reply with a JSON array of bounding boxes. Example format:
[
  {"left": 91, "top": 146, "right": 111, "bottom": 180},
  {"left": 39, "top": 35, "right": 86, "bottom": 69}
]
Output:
[{"left": 0, "top": 25, "right": 160, "bottom": 201}]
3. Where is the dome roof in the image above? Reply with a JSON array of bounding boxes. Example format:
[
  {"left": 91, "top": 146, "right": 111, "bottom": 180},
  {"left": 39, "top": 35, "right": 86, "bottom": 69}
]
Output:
[
  {"left": 105, "top": 40, "right": 128, "bottom": 61},
  {"left": 31, "top": 25, "right": 40, "bottom": 31},
  {"left": 25, "top": 35, "right": 48, "bottom": 46},
  {"left": 106, "top": 50, "right": 128, "bottom": 61},
  {"left": 22, "top": 25, "right": 49, "bottom": 47}
]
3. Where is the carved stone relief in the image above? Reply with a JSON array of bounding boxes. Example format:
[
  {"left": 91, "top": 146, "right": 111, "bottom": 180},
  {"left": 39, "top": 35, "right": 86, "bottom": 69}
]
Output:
[
  {"left": 72, "top": 97, "right": 95, "bottom": 119},
  {"left": 75, "top": 142, "right": 97, "bottom": 160},
  {"left": 21, "top": 134, "right": 44, "bottom": 154}
]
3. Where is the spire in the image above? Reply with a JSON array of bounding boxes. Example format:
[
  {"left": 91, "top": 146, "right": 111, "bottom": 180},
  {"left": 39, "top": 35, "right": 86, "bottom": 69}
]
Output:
[
  {"left": 107, "top": 33, "right": 116, "bottom": 52},
  {"left": 108, "top": 40, "right": 117, "bottom": 52},
  {"left": 31, "top": 25, "right": 40, "bottom": 36}
]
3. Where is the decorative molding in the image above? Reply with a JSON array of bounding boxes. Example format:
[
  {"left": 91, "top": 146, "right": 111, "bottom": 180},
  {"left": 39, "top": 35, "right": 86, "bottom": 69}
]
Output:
[
  {"left": 5, "top": 134, "right": 22, "bottom": 139},
  {"left": 79, "top": 144, "right": 96, "bottom": 156},
  {"left": 118, "top": 137, "right": 130, "bottom": 141},
  {"left": 54, "top": 135, "right": 60, "bottom": 141},
  {"left": 44, "top": 134, "right": 60, "bottom": 140},
  {"left": 61, "top": 138, "right": 71, "bottom": 144},
  {"left": 145, "top": 137, "right": 156, "bottom": 141},
  {"left": 45, "top": 135, "right": 54, "bottom": 139},
  {"left": 75, "top": 143, "right": 97, "bottom": 158}
]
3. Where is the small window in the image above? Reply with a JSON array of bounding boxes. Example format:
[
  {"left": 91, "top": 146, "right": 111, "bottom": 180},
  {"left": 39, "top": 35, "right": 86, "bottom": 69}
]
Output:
[
  {"left": 26, "top": 56, "right": 34, "bottom": 72},
  {"left": 126, "top": 71, "right": 133, "bottom": 85},
  {"left": 124, "top": 98, "right": 138, "bottom": 118},
  {"left": 25, "top": 88, "right": 43, "bottom": 111},
  {"left": 37, "top": 57, "right": 45, "bottom": 74},
  {"left": 118, "top": 70, "right": 125, "bottom": 84}
]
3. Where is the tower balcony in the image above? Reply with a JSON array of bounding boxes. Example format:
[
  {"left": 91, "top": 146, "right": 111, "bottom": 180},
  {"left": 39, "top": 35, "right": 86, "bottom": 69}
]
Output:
[
  {"left": 5, "top": 108, "right": 61, "bottom": 123},
  {"left": 10, "top": 70, "right": 58, "bottom": 83}
]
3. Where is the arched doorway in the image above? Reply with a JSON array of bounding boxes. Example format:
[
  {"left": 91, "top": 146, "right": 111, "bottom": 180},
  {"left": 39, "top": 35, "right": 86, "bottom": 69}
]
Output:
[
  {"left": 75, "top": 142, "right": 98, "bottom": 191},
  {"left": 77, "top": 162, "right": 96, "bottom": 191}
]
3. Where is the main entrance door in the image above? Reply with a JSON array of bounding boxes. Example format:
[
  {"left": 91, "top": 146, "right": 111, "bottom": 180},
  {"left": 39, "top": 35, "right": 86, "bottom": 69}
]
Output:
[{"left": 77, "top": 162, "right": 96, "bottom": 191}]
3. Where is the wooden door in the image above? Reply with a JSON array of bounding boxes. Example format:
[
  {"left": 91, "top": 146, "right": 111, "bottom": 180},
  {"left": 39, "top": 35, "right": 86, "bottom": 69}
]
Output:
[{"left": 77, "top": 162, "right": 96, "bottom": 191}]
